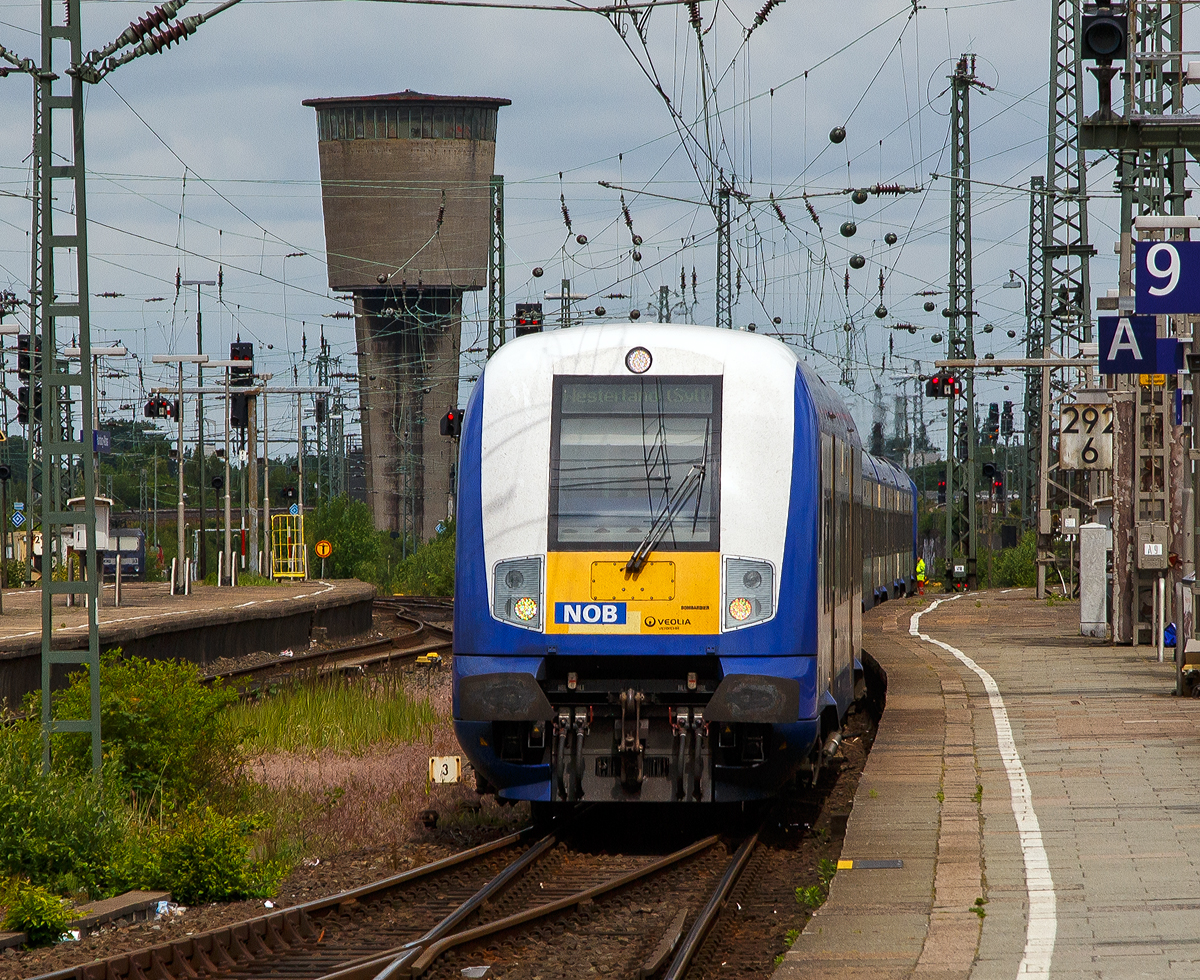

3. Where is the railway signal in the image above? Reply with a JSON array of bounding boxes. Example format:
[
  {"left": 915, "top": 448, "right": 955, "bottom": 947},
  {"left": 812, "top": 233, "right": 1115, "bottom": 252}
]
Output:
[
  {"left": 440, "top": 409, "right": 464, "bottom": 438},
  {"left": 924, "top": 372, "right": 960, "bottom": 398},
  {"left": 514, "top": 302, "right": 544, "bottom": 336}
]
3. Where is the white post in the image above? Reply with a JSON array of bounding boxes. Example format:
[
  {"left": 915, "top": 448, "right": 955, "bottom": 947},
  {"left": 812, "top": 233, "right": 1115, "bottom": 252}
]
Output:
[
  {"left": 170, "top": 557, "right": 176, "bottom": 596},
  {"left": 115, "top": 548, "right": 121, "bottom": 608}
]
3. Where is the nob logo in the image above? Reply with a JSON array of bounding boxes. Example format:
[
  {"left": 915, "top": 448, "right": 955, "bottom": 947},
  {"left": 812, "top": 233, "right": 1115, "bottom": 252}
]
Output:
[{"left": 554, "top": 602, "right": 626, "bottom": 625}]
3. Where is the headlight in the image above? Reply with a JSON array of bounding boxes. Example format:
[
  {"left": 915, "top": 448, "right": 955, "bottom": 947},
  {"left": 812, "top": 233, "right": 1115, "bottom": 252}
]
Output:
[
  {"left": 724, "top": 557, "right": 774, "bottom": 630},
  {"left": 493, "top": 557, "right": 544, "bottom": 631}
]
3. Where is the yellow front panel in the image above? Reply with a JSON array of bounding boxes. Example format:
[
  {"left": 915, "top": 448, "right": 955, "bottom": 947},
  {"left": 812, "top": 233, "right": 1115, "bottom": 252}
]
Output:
[{"left": 547, "top": 551, "right": 720, "bottom": 635}]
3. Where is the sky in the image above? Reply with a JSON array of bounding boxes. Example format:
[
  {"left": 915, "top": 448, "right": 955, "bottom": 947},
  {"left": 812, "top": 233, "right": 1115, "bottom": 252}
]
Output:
[{"left": 0, "top": 0, "right": 1183, "bottom": 458}]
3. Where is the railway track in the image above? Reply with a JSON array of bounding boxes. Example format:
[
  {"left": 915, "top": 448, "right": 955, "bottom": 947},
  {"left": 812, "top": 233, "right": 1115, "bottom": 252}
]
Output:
[
  {"left": 202, "top": 597, "right": 453, "bottom": 690},
  {"left": 32, "top": 811, "right": 770, "bottom": 980}
]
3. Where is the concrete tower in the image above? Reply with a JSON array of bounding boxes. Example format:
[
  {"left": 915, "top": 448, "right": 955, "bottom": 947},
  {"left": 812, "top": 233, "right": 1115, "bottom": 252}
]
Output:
[{"left": 304, "top": 91, "right": 509, "bottom": 543}]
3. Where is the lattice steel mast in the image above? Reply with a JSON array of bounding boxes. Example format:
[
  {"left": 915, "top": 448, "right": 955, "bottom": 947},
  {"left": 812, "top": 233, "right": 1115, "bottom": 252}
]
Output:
[
  {"left": 1035, "top": 0, "right": 1096, "bottom": 597},
  {"left": 945, "top": 55, "right": 983, "bottom": 586}
]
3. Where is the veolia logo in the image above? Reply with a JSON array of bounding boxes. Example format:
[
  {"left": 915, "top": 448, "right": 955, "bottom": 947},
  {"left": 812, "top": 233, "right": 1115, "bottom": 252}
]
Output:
[{"left": 644, "top": 616, "right": 656, "bottom": 627}]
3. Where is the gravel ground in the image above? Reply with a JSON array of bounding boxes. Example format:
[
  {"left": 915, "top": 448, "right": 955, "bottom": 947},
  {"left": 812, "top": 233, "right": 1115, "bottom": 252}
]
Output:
[{"left": 3, "top": 604, "right": 873, "bottom": 980}]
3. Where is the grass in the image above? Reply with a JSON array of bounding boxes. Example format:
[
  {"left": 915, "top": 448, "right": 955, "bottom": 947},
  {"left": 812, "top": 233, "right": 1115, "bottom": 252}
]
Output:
[{"left": 231, "top": 674, "right": 441, "bottom": 755}]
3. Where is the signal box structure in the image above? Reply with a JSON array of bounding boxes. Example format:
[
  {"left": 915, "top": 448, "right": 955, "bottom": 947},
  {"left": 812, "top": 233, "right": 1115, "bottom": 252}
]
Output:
[{"left": 304, "top": 91, "right": 510, "bottom": 543}]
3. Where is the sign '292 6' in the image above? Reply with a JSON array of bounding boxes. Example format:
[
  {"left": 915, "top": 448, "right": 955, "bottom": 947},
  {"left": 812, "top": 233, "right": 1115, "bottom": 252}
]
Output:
[{"left": 1135, "top": 241, "right": 1200, "bottom": 314}]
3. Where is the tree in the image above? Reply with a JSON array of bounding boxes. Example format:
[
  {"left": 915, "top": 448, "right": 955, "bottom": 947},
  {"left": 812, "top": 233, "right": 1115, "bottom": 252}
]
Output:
[{"left": 304, "top": 495, "right": 379, "bottom": 579}]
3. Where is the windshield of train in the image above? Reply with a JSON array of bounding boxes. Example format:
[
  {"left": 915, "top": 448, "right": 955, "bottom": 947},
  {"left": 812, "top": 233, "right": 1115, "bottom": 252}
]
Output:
[{"left": 549, "top": 376, "right": 721, "bottom": 551}]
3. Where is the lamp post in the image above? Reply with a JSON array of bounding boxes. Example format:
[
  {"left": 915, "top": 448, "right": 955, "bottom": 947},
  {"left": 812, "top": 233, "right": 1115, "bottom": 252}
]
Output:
[
  {"left": 1004, "top": 269, "right": 1033, "bottom": 536},
  {"left": 152, "top": 353, "right": 208, "bottom": 591},
  {"left": 181, "top": 280, "right": 215, "bottom": 577}
]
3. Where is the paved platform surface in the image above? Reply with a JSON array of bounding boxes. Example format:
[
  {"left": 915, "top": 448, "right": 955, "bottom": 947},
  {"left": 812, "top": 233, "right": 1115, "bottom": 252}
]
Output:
[
  {"left": 0, "top": 579, "right": 375, "bottom": 706},
  {"left": 775, "top": 589, "right": 1200, "bottom": 980},
  {"left": 0, "top": 580, "right": 370, "bottom": 649}
]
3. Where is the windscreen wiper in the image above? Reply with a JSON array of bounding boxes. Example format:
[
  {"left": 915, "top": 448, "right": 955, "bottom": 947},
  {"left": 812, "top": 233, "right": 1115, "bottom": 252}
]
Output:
[{"left": 625, "top": 464, "right": 706, "bottom": 574}]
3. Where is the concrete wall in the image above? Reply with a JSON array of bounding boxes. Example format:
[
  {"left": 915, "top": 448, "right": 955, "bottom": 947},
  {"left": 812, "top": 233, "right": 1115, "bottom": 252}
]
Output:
[
  {"left": 316, "top": 137, "right": 497, "bottom": 292},
  {"left": 355, "top": 290, "right": 459, "bottom": 542}
]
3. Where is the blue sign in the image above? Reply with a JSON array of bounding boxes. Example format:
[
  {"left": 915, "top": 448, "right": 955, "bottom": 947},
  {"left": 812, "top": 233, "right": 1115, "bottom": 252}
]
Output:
[
  {"left": 93, "top": 430, "right": 111, "bottom": 454},
  {"left": 1099, "top": 315, "right": 1159, "bottom": 373},
  {"left": 14, "top": 501, "right": 24, "bottom": 511},
  {"left": 554, "top": 602, "right": 627, "bottom": 625},
  {"left": 1136, "top": 241, "right": 1200, "bottom": 314},
  {"left": 11, "top": 511, "right": 25, "bottom": 529},
  {"left": 289, "top": 503, "right": 299, "bottom": 516}
]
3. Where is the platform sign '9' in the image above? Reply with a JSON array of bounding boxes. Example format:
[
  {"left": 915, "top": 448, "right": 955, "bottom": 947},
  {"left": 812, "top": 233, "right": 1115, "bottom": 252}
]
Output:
[{"left": 1135, "top": 241, "right": 1200, "bottom": 314}]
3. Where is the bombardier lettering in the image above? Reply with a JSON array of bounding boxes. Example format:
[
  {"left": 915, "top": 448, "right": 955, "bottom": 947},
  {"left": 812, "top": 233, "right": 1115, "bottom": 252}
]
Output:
[{"left": 555, "top": 602, "right": 627, "bottom": 625}]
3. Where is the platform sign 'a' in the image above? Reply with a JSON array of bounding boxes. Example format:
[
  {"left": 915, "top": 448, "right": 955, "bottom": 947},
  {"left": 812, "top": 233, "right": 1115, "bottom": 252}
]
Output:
[{"left": 1099, "top": 315, "right": 1157, "bottom": 374}]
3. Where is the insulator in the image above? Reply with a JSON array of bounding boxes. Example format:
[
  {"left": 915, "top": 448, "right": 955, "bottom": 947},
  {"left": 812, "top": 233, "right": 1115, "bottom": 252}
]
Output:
[
  {"left": 843, "top": 270, "right": 850, "bottom": 293},
  {"left": 849, "top": 255, "right": 865, "bottom": 269},
  {"left": 142, "top": 18, "right": 195, "bottom": 55},
  {"left": 805, "top": 199, "right": 821, "bottom": 230},
  {"left": 437, "top": 204, "right": 445, "bottom": 227},
  {"left": 843, "top": 322, "right": 852, "bottom": 332},
  {"left": 924, "top": 300, "right": 936, "bottom": 312},
  {"left": 532, "top": 267, "right": 544, "bottom": 278},
  {"left": 1007, "top": 329, "right": 1017, "bottom": 338},
  {"left": 594, "top": 306, "right": 606, "bottom": 317},
  {"left": 691, "top": 268, "right": 698, "bottom": 289},
  {"left": 875, "top": 304, "right": 888, "bottom": 319},
  {"left": 983, "top": 323, "right": 994, "bottom": 334},
  {"left": 851, "top": 189, "right": 868, "bottom": 205},
  {"left": 753, "top": 0, "right": 781, "bottom": 27},
  {"left": 125, "top": 1, "right": 180, "bottom": 45},
  {"left": 681, "top": 267, "right": 686, "bottom": 291},
  {"left": 735, "top": 268, "right": 741, "bottom": 291},
  {"left": 621, "top": 195, "right": 634, "bottom": 230},
  {"left": 560, "top": 194, "right": 572, "bottom": 233},
  {"left": 770, "top": 193, "right": 787, "bottom": 226},
  {"left": 773, "top": 316, "right": 782, "bottom": 325},
  {"left": 829, "top": 126, "right": 846, "bottom": 144},
  {"left": 932, "top": 333, "right": 943, "bottom": 344},
  {"left": 870, "top": 183, "right": 905, "bottom": 196},
  {"left": 687, "top": 0, "right": 702, "bottom": 27},
  {"left": 884, "top": 232, "right": 898, "bottom": 245},
  {"left": 629, "top": 308, "right": 641, "bottom": 320},
  {"left": 576, "top": 234, "right": 588, "bottom": 245},
  {"left": 840, "top": 221, "right": 856, "bottom": 238},
  {"left": 632, "top": 234, "right": 643, "bottom": 247},
  {"left": 632, "top": 251, "right": 642, "bottom": 262}
]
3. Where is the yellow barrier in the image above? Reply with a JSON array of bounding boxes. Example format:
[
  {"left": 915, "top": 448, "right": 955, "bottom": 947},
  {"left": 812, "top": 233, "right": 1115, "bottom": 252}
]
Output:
[{"left": 271, "top": 514, "right": 307, "bottom": 579}]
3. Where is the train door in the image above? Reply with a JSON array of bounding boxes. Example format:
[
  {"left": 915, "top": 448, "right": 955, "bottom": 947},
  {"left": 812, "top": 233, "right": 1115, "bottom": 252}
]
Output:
[
  {"left": 834, "top": 440, "right": 851, "bottom": 696},
  {"left": 818, "top": 433, "right": 833, "bottom": 696},
  {"left": 851, "top": 448, "right": 862, "bottom": 662}
]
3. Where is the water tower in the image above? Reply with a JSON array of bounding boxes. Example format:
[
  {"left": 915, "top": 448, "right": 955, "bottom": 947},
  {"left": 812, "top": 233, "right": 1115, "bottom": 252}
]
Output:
[{"left": 304, "top": 91, "right": 510, "bottom": 542}]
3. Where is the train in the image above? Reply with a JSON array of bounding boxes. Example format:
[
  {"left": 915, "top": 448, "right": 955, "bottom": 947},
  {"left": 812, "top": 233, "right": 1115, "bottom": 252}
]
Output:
[{"left": 452, "top": 324, "right": 917, "bottom": 806}]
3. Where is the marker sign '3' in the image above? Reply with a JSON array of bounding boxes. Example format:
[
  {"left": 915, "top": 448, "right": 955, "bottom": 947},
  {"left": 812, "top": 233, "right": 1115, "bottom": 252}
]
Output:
[{"left": 1135, "top": 240, "right": 1200, "bottom": 314}]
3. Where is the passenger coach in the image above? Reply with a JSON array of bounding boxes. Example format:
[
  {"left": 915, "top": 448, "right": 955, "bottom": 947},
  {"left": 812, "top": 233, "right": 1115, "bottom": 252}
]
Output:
[{"left": 452, "top": 324, "right": 916, "bottom": 805}]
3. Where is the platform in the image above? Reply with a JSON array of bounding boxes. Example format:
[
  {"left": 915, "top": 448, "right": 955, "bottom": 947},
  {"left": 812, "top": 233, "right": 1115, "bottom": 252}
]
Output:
[
  {"left": 0, "top": 579, "right": 375, "bottom": 708},
  {"left": 775, "top": 589, "right": 1200, "bottom": 980}
]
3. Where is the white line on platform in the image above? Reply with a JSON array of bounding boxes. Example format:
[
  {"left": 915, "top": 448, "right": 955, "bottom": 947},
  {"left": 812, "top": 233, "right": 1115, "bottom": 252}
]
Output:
[{"left": 910, "top": 596, "right": 1056, "bottom": 979}]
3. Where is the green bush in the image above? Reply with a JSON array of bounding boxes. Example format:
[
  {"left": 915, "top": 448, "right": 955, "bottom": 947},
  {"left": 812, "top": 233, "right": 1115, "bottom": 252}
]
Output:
[
  {"left": 157, "top": 809, "right": 282, "bottom": 905},
  {"left": 52, "top": 652, "right": 246, "bottom": 810},
  {"left": 1, "top": 880, "right": 72, "bottom": 946},
  {"left": 390, "top": 522, "right": 455, "bottom": 596},
  {"left": 992, "top": 530, "right": 1037, "bottom": 588},
  {"left": 305, "top": 496, "right": 380, "bottom": 580},
  {"left": 0, "top": 718, "right": 123, "bottom": 896}
]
